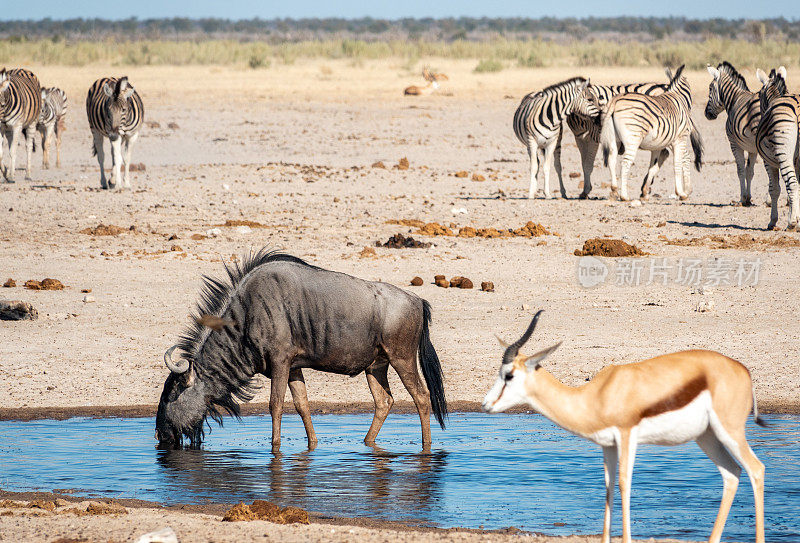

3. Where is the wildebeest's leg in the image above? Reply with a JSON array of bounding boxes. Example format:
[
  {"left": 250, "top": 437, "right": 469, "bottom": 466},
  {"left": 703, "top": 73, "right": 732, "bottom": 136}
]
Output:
[
  {"left": 269, "top": 362, "right": 290, "bottom": 451},
  {"left": 364, "top": 363, "right": 394, "bottom": 445},
  {"left": 392, "top": 358, "right": 432, "bottom": 448},
  {"left": 288, "top": 368, "right": 317, "bottom": 449}
]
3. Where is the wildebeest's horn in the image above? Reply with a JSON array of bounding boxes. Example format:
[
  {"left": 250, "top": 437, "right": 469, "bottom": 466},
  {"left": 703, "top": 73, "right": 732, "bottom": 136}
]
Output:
[
  {"left": 164, "top": 345, "right": 189, "bottom": 374},
  {"left": 502, "top": 310, "right": 544, "bottom": 365}
]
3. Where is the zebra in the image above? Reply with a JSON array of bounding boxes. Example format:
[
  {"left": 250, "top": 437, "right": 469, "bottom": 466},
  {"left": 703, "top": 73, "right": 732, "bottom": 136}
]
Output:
[
  {"left": 513, "top": 77, "right": 600, "bottom": 199},
  {"left": 599, "top": 65, "right": 703, "bottom": 202},
  {"left": 0, "top": 68, "right": 41, "bottom": 182},
  {"left": 86, "top": 76, "right": 144, "bottom": 189},
  {"left": 37, "top": 87, "right": 67, "bottom": 169},
  {"left": 755, "top": 67, "right": 799, "bottom": 230},
  {"left": 705, "top": 62, "right": 769, "bottom": 207},
  {"left": 565, "top": 81, "right": 667, "bottom": 199}
]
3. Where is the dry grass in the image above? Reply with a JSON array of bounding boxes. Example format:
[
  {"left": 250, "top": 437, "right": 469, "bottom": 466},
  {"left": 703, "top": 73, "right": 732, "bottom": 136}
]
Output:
[{"left": 2, "top": 38, "right": 799, "bottom": 70}]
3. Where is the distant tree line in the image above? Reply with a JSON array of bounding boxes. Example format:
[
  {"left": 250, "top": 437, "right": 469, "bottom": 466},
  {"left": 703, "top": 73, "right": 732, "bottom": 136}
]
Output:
[{"left": 1, "top": 17, "right": 797, "bottom": 42}]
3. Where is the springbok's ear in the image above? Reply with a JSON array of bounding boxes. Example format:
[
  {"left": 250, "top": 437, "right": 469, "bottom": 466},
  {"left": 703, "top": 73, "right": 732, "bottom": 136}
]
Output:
[
  {"left": 495, "top": 334, "right": 510, "bottom": 348},
  {"left": 707, "top": 65, "right": 720, "bottom": 80},
  {"left": 523, "top": 342, "right": 562, "bottom": 371},
  {"left": 102, "top": 82, "right": 114, "bottom": 97},
  {"left": 756, "top": 68, "right": 768, "bottom": 85},
  {"left": 778, "top": 66, "right": 787, "bottom": 81}
]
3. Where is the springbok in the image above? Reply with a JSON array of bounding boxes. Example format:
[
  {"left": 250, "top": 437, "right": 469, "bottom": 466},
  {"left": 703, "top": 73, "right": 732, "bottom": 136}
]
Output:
[
  {"left": 482, "top": 310, "right": 766, "bottom": 543},
  {"left": 404, "top": 68, "right": 445, "bottom": 96}
]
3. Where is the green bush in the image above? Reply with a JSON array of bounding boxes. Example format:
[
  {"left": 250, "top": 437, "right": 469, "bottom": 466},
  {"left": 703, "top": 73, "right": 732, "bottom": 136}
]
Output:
[{"left": 474, "top": 59, "right": 504, "bottom": 73}]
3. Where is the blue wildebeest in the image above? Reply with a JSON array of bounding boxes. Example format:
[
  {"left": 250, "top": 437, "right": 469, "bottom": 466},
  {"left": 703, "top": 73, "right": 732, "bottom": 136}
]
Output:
[{"left": 156, "top": 249, "right": 447, "bottom": 450}]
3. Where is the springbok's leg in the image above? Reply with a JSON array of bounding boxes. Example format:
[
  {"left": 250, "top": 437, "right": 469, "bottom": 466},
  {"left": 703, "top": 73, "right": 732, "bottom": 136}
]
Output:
[
  {"left": 724, "top": 430, "right": 766, "bottom": 543},
  {"left": 696, "top": 429, "right": 741, "bottom": 543},
  {"left": 526, "top": 141, "right": 540, "bottom": 199},
  {"left": 553, "top": 128, "right": 567, "bottom": 199},
  {"left": 364, "top": 363, "right": 394, "bottom": 445},
  {"left": 269, "top": 362, "right": 290, "bottom": 452},
  {"left": 766, "top": 165, "right": 781, "bottom": 230},
  {"left": 617, "top": 429, "right": 638, "bottom": 543},
  {"left": 602, "top": 445, "right": 618, "bottom": 543},
  {"left": 92, "top": 131, "right": 108, "bottom": 189},
  {"left": 542, "top": 138, "right": 558, "bottom": 199},
  {"left": 578, "top": 137, "right": 599, "bottom": 199},
  {"left": 288, "top": 368, "right": 317, "bottom": 449},
  {"left": 392, "top": 357, "right": 432, "bottom": 448}
]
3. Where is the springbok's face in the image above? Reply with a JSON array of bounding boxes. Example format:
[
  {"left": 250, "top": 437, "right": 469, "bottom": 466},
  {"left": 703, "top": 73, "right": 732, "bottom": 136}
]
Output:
[
  {"left": 482, "top": 357, "right": 531, "bottom": 413},
  {"left": 705, "top": 66, "right": 723, "bottom": 120}
]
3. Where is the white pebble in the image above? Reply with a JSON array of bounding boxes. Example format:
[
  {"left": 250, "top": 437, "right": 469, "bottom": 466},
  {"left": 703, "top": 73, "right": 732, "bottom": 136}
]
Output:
[{"left": 83, "top": 295, "right": 96, "bottom": 303}]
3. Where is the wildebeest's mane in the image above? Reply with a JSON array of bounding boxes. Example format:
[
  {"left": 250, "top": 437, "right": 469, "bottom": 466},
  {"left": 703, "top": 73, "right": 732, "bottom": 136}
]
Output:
[
  {"left": 718, "top": 61, "right": 750, "bottom": 91},
  {"left": 176, "top": 248, "right": 317, "bottom": 432}
]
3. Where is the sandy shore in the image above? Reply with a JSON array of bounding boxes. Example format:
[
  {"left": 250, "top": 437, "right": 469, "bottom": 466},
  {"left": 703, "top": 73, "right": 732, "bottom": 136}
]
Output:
[{"left": 0, "top": 59, "right": 796, "bottom": 541}]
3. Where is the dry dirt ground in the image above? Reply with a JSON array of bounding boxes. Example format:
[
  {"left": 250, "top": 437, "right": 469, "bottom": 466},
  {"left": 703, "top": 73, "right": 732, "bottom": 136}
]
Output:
[{"left": 0, "top": 60, "right": 796, "bottom": 541}]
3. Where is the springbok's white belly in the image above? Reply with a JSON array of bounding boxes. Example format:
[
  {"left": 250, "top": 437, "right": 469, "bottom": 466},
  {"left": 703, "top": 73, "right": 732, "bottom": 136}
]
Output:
[{"left": 587, "top": 391, "right": 712, "bottom": 447}]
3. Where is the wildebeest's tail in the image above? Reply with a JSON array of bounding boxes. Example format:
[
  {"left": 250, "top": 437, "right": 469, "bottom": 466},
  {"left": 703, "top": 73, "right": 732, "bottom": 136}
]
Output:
[
  {"left": 419, "top": 300, "right": 447, "bottom": 429},
  {"left": 690, "top": 124, "right": 704, "bottom": 172}
]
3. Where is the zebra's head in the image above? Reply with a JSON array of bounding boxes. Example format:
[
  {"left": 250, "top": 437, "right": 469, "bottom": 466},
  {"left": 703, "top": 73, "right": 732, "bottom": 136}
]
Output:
[
  {"left": 0, "top": 69, "right": 10, "bottom": 96},
  {"left": 705, "top": 65, "right": 724, "bottom": 120},
  {"left": 571, "top": 79, "right": 600, "bottom": 118},
  {"left": 756, "top": 67, "right": 788, "bottom": 115},
  {"left": 102, "top": 76, "right": 136, "bottom": 133}
]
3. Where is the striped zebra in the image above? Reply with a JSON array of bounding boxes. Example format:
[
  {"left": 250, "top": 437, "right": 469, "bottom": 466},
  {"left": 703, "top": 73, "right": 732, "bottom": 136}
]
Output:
[
  {"left": 565, "top": 81, "right": 666, "bottom": 198},
  {"left": 513, "top": 77, "right": 599, "bottom": 199},
  {"left": 0, "top": 68, "right": 41, "bottom": 182},
  {"left": 599, "top": 65, "right": 703, "bottom": 202},
  {"left": 86, "top": 76, "right": 144, "bottom": 189},
  {"left": 705, "top": 62, "right": 768, "bottom": 207},
  {"left": 37, "top": 87, "right": 67, "bottom": 169},
  {"left": 755, "top": 67, "right": 799, "bottom": 230}
]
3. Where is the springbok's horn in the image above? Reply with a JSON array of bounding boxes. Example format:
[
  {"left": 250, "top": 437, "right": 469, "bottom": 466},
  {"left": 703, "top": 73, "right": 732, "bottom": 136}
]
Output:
[
  {"left": 502, "top": 310, "right": 544, "bottom": 365},
  {"left": 164, "top": 345, "right": 189, "bottom": 374}
]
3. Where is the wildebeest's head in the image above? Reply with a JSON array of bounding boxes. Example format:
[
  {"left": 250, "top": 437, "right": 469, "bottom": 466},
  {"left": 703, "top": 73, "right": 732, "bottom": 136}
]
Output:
[
  {"left": 102, "top": 76, "right": 135, "bottom": 133},
  {"left": 155, "top": 346, "right": 208, "bottom": 449}
]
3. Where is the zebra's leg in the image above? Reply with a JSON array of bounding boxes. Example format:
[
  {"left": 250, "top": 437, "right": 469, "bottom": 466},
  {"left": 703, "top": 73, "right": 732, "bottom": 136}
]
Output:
[
  {"left": 781, "top": 159, "right": 800, "bottom": 230},
  {"left": 541, "top": 138, "right": 559, "bottom": 200},
  {"left": 122, "top": 133, "right": 138, "bottom": 189},
  {"left": 743, "top": 152, "right": 756, "bottom": 207},
  {"left": 673, "top": 139, "right": 689, "bottom": 200},
  {"left": 109, "top": 135, "right": 123, "bottom": 190},
  {"left": 766, "top": 165, "right": 781, "bottom": 230},
  {"left": 23, "top": 127, "right": 34, "bottom": 180},
  {"left": 92, "top": 131, "right": 108, "bottom": 189},
  {"left": 731, "top": 144, "right": 747, "bottom": 206},
  {"left": 618, "top": 143, "right": 639, "bottom": 202},
  {"left": 578, "top": 137, "right": 598, "bottom": 199},
  {"left": 6, "top": 126, "right": 22, "bottom": 183},
  {"left": 607, "top": 142, "right": 621, "bottom": 199},
  {"left": 553, "top": 128, "right": 567, "bottom": 199},
  {"left": 640, "top": 150, "right": 665, "bottom": 201},
  {"left": 55, "top": 121, "right": 62, "bottom": 168},
  {"left": 526, "top": 142, "right": 540, "bottom": 199},
  {"left": 0, "top": 128, "right": 7, "bottom": 180},
  {"left": 682, "top": 136, "right": 693, "bottom": 196},
  {"left": 42, "top": 125, "right": 53, "bottom": 170}
]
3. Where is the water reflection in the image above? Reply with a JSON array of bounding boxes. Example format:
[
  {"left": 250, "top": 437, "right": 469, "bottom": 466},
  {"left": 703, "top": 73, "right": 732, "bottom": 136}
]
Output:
[{"left": 155, "top": 442, "right": 448, "bottom": 519}]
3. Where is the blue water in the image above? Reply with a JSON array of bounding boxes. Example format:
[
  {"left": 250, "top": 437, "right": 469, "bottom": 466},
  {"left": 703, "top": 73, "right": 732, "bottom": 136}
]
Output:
[{"left": 0, "top": 413, "right": 798, "bottom": 541}]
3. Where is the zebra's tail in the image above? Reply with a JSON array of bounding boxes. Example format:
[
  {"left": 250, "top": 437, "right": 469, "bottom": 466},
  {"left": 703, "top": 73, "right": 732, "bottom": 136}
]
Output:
[
  {"left": 690, "top": 124, "right": 704, "bottom": 172},
  {"left": 600, "top": 111, "right": 617, "bottom": 168}
]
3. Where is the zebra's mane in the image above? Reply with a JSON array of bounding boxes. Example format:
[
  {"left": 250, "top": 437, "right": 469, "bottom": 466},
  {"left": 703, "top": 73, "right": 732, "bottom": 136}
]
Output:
[
  {"left": 666, "top": 65, "right": 687, "bottom": 93},
  {"left": 718, "top": 62, "right": 749, "bottom": 91},
  {"left": 536, "top": 77, "right": 587, "bottom": 98},
  {"left": 177, "top": 248, "right": 316, "bottom": 423}
]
